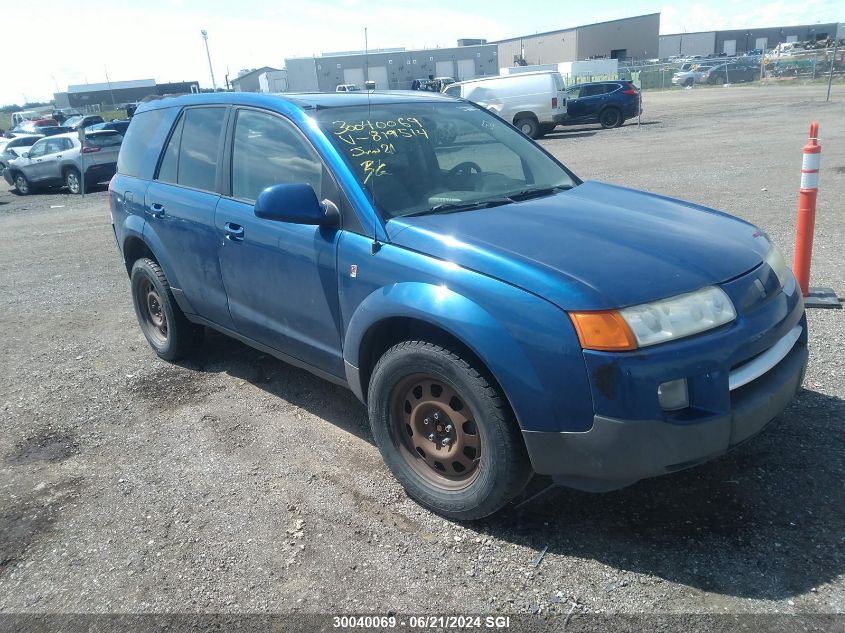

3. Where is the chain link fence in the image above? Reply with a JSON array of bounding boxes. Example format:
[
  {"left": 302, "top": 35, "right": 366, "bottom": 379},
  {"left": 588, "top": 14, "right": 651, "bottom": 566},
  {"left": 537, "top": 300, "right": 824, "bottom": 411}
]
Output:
[{"left": 585, "top": 46, "right": 845, "bottom": 94}]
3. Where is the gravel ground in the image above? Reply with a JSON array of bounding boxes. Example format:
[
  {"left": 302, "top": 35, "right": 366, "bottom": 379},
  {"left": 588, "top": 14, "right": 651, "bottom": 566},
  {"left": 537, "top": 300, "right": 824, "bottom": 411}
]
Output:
[{"left": 0, "top": 84, "right": 843, "bottom": 627}]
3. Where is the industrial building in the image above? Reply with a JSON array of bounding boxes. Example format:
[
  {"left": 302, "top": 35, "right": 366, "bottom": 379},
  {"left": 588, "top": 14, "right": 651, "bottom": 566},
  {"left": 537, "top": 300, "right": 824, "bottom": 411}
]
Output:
[
  {"left": 658, "top": 22, "right": 842, "bottom": 59},
  {"left": 494, "top": 13, "right": 660, "bottom": 66},
  {"left": 230, "top": 67, "right": 280, "bottom": 92},
  {"left": 54, "top": 79, "right": 200, "bottom": 109},
  {"left": 284, "top": 43, "right": 499, "bottom": 92}
]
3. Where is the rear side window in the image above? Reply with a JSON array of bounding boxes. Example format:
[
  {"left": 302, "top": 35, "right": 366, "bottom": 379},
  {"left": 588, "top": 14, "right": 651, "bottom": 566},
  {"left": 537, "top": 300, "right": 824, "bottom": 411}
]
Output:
[
  {"left": 158, "top": 107, "right": 226, "bottom": 192},
  {"left": 444, "top": 85, "right": 461, "bottom": 97},
  {"left": 86, "top": 132, "right": 123, "bottom": 148},
  {"left": 230, "top": 109, "right": 322, "bottom": 202},
  {"left": 117, "top": 108, "right": 170, "bottom": 178}
]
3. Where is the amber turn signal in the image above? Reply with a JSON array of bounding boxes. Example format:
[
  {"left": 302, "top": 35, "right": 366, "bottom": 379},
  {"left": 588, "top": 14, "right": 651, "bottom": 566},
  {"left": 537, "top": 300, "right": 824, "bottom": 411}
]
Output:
[{"left": 569, "top": 310, "right": 638, "bottom": 351}]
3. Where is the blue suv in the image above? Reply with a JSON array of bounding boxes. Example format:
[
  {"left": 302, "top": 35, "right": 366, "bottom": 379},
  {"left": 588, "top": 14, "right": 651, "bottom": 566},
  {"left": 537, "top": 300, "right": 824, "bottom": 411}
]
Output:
[
  {"left": 562, "top": 80, "right": 641, "bottom": 128},
  {"left": 110, "top": 91, "right": 807, "bottom": 519}
]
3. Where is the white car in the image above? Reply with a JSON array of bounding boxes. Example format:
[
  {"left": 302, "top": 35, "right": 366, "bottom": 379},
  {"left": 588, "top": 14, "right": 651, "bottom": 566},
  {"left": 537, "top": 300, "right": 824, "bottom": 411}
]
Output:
[
  {"left": 4, "top": 131, "right": 123, "bottom": 195},
  {"left": 0, "top": 134, "right": 44, "bottom": 177}
]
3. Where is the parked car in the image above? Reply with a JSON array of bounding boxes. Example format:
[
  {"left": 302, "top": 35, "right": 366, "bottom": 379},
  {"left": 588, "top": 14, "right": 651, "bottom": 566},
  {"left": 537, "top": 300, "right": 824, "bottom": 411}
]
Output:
[
  {"left": 671, "top": 66, "right": 713, "bottom": 87},
  {"left": 443, "top": 71, "right": 567, "bottom": 138},
  {"left": 61, "top": 114, "right": 106, "bottom": 131},
  {"left": 109, "top": 92, "right": 807, "bottom": 519},
  {"left": 700, "top": 62, "right": 759, "bottom": 84},
  {"left": 8, "top": 119, "right": 60, "bottom": 134},
  {"left": 335, "top": 84, "right": 360, "bottom": 92},
  {"left": 4, "top": 130, "right": 123, "bottom": 195},
  {"left": 90, "top": 120, "right": 131, "bottom": 135},
  {"left": 560, "top": 81, "right": 641, "bottom": 129},
  {"left": 0, "top": 134, "right": 43, "bottom": 176},
  {"left": 52, "top": 108, "right": 82, "bottom": 124}
]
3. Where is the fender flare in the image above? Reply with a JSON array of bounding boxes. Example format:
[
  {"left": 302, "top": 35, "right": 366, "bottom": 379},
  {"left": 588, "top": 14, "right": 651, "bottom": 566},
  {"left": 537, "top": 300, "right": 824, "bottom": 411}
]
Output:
[{"left": 343, "top": 282, "right": 554, "bottom": 428}]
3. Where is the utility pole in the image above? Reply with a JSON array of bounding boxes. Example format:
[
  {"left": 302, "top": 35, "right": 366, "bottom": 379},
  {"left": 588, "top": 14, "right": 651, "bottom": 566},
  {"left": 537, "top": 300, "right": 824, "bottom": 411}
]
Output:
[
  {"left": 827, "top": 26, "right": 839, "bottom": 102},
  {"left": 201, "top": 29, "right": 217, "bottom": 91},
  {"left": 104, "top": 65, "right": 116, "bottom": 110}
]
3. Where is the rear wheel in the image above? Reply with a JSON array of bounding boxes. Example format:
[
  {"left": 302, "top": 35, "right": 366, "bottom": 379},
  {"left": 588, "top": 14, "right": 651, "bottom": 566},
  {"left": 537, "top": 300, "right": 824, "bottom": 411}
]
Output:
[
  {"left": 130, "top": 257, "right": 203, "bottom": 361},
  {"left": 599, "top": 107, "right": 622, "bottom": 129},
  {"left": 368, "top": 341, "right": 532, "bottom": 520},
  {"left": 514, "top": 117, "right": 541, "bottom": 139},
  {"left": 65, "top": 168, "right": 81, "bottom": 194},
  {"left": 13, "top": 173, "right": 31, "bottom": 195}
]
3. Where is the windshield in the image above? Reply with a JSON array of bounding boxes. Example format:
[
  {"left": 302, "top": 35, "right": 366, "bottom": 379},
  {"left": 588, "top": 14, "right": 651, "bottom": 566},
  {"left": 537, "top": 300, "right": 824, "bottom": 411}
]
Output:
[
  {"left": 63, "top": 116, "right": 82, "bottom": 127},
  {"left": 314, "top": 102, "right": 577, "bottom": 218}
]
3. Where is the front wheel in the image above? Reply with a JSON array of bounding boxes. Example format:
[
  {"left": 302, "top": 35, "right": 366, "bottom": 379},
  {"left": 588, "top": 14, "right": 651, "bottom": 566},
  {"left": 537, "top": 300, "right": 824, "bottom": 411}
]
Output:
[
  {"left": 13, "top": 173, "right": 31, "bottom": 195},
  {"left": 368, "top": 341, "right": 532, "bottom": 520},
  {"left": 65, "top": 168, "right": 81, "bottom": 194}
]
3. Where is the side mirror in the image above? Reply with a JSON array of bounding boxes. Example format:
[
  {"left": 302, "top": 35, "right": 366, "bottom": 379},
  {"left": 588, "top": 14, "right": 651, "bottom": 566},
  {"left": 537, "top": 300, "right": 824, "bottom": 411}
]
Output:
[
  {"left": 22, "top": 152, "right": 30, "bottom": 159},
  {"left": 254, "top": 183, "right": 339, "bottom": 226}
]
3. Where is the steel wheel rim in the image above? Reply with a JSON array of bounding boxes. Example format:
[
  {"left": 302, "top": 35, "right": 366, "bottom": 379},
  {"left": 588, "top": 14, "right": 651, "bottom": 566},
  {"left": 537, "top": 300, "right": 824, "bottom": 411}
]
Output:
[
  {"left": 15, "top": 176, "right": 27, "bottom": 194},
  {"left": 138, "top": 277, "right": 167, "bottom": 344},
  {"left": 67, "top": 172, "right": 80, "bottom": 193},
  {"left": 390, "top": 373, "right": 482, "bottom": 490},
  {"left": 520, "top": 122, "right": 533, "bottom": 135}
]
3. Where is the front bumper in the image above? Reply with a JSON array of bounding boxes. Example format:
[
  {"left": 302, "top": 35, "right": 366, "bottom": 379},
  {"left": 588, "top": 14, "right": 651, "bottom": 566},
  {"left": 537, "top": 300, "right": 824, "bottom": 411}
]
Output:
[{"left": 523, "top": 336, "right": 807, "bottom": 491}]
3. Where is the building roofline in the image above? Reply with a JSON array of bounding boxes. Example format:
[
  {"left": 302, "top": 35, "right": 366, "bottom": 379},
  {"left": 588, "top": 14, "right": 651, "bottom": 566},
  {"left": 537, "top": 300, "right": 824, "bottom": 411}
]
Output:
[
  {"left": 233, "top": 67, "right": 281, "bottom": 82},
  {"left": 492, "top": 12, "right": 660, "bottom": 44},
  {"left": 284, "top": 43, "right": 497, "bottom": 62},
  {"left": 660, "top": 21, "right": 839, "bottom": 38}
]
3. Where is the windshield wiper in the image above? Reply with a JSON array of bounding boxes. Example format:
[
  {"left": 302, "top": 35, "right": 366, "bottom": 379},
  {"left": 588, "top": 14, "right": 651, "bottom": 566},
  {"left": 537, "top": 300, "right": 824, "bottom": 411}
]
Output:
[
  {"left": 505, "top": 184, "right": 573, "bottom": 201},
  {"left": 404, "top": 197, "right": 513, "bottom": 217}
]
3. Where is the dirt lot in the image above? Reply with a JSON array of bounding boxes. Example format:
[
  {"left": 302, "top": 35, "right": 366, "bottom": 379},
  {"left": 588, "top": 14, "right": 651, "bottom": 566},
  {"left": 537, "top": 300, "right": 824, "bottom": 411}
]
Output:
[{"left": 1, "top": 85, "right": 843, "bottom": 627}]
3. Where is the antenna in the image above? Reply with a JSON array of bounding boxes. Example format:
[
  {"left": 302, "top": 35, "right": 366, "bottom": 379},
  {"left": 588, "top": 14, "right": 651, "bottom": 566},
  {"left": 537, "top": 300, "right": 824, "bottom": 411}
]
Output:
[{"left": 365, "top": 26, "right": 381, "bottom": 254}]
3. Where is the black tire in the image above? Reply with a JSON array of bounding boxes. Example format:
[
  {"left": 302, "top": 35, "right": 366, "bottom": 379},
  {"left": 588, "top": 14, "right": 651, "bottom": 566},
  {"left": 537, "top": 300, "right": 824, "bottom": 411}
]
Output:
[
  {"left": 514, "top": 117, "right": 541, "bottom": 139},
  {"left": 683, "top": 78, "right": 693, "bottom": 87},
  {"left": 65, "top": 168, "right": 82, "bottom": 194},
  {"left": 368, "top": 340, "right": 532, "bottom": 520},
  {"left": 599, "top": 107, "right": 622, "bottom": 129},
  {"left": 540, "top": 123, "right": 556, "bottom": 135},
  {"left": 13, "top": 173, "right": 31, "bottom": 195},
  {"left": 130, "top": 257, "right": 203, "bottom": 361}
]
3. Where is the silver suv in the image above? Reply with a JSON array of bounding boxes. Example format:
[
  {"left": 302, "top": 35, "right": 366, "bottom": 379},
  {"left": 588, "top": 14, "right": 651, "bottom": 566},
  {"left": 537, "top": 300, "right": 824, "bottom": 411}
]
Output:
[{"left": 4, "top": 130, "right": 123, "bottom": 195}]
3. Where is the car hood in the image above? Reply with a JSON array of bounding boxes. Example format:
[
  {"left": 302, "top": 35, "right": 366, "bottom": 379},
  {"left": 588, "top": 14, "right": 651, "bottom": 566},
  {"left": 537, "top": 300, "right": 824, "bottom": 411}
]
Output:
[{"left": 386, "top": 181, "right": 769, "bottom": 311}]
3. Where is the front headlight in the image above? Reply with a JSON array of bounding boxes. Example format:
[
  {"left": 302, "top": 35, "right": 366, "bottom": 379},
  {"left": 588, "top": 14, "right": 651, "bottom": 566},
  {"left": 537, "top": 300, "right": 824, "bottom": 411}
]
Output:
[
  {"left": 570, "top": 286, "right": 736, "bottom": 351},
  {"left": 619, "top": 286, "right": 737, "bottom": 347},
  {"left": 764, "top": 243, "right": 789, "bottom": 289}
]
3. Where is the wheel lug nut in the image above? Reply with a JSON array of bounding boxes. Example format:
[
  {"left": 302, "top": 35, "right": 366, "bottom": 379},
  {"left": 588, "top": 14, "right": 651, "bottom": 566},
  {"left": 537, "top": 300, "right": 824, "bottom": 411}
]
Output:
[
  {"left": 428, "top": 434, "right": 435, "bottom": 441},
  {"left": 445, "top": 424, "right": 453, "bottom": 432},
  {"left": 433, "top": 412, "right": 440, "bottom": 421},
  {"left": 441, "top": 437, "right": 451, "bottom": 446},
  {"left": 423, "top": 418, "right": 431, "bottom": 426}
]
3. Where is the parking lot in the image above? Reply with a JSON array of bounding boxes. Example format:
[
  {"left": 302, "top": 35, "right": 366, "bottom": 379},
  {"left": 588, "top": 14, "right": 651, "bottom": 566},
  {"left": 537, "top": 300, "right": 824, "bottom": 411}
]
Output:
[{"left": 0, "top": 84, "right": 843, "bottom": 624}]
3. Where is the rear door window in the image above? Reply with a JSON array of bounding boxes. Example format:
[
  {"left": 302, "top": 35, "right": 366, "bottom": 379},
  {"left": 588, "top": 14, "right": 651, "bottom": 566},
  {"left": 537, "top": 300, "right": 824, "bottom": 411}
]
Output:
[
  {"left": 174, "top": 107, "right": 227, "bottom": 192},
  {"left": 86, "top": 132, "right": 123, "bottom": 148}
]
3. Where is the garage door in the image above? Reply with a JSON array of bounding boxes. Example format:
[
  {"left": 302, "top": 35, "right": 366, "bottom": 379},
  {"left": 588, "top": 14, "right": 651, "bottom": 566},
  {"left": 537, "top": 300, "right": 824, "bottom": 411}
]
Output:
[
  {"left": 723, "top": 40, "right": 736, "bottom": 55},
  {"left": 368, "top": 66, "right": 389, "bottom": 89},
  {"left": 457, "top": 59, "right": 475, "bottom": 80},
  {"left": 435, "top": 60, "right": 454, "bottom": 78},
  {"left": 755, "top": 37, "right": 768, "bottom": 51},
  {"left": 343, "top": 68, "right": 365, "bottom": 88}
]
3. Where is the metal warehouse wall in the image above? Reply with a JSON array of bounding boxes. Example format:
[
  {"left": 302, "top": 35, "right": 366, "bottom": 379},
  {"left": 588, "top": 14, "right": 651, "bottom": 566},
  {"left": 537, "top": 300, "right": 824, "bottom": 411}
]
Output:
[
  {"left": 66, "top": 87, "right": 155, "bottom": 108},
  {"left": 496, "top": 29, "right": 578, "bottom": 66},
  {"left": 285, "top": 45, "right": 499, "bottom": 92},
  {"left": 576, "top": 13, "right": 660, "bottom": 61},
  {"left": 658, "top": 32, "right": 716, "bottom": 59},
  {"left": 714, "top": 23, "right": 839, "bottom": 55}
]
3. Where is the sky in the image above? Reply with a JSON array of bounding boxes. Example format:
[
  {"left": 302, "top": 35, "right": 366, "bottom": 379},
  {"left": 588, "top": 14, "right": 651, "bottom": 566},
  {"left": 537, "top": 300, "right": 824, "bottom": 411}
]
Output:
[{"left": 4, "top": 0, "right": 842, "bottom": 107}]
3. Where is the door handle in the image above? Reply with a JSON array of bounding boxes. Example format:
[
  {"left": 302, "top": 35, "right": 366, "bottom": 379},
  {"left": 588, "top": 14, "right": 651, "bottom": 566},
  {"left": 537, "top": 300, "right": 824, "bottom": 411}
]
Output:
[
  {"left": 146, "top": 203, "right": 165, "bottom": 218},
  {"left": 224, "top": 222, "right": 244, "bottom": 241},
  {"left": 56, "top": 155, "right": 62, "bottom": 158}
]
